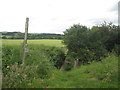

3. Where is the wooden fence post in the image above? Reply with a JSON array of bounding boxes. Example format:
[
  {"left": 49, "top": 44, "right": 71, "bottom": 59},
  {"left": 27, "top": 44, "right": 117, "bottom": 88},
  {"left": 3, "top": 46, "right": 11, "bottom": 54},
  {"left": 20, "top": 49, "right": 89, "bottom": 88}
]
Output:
[
  {"left": 118, "top": 1, "right": 120, "bottom": 26},
  {"left": 22, "top": 17, "right": 29, "bottom": 65}
]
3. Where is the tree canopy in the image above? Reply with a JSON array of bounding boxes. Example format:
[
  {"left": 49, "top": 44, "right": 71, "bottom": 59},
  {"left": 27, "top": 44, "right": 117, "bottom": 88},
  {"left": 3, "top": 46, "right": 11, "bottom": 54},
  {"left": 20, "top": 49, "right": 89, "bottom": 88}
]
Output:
[{"left": 63, "top": 23, "right": 119, "bottom": 69}]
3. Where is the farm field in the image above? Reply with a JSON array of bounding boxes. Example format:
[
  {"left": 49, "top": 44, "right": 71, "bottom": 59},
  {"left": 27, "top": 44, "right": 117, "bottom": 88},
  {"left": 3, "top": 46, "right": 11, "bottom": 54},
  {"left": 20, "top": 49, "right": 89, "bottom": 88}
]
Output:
[
  {"left": 2, "top": 39, "right": 118, "bottom": 88},
  {"left": 2, "top": 39, "right": 63, "bottom": 47}
]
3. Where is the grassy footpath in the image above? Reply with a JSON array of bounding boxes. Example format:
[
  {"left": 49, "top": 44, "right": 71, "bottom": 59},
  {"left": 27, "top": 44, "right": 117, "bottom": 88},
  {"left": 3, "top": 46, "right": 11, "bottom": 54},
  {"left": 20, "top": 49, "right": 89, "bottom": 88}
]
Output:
[
  {"left": 16, "top": 54, "right": 117, "bottom": 88},
  {"left": 41, "top": 54, "right": 118, "bottom": 88},
  {"left": 2, "top": 39, "right": 118, "bottom": 88}
]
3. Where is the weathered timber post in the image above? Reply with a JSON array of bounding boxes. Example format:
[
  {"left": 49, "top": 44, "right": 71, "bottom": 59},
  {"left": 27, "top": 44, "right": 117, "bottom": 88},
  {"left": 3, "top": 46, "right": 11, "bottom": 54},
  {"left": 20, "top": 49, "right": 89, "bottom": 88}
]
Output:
[
  {"left": 118, "top": 1, "right": 120, "bottom": 26},
  {"left": 60, "top": 59, "right": 67, "bottom": 71},
  {"left": 22, "top": 17, "right": 29, "bottom": 65},
  {"left": 73, "top": 59, "right": 79, "bottom": 69}
]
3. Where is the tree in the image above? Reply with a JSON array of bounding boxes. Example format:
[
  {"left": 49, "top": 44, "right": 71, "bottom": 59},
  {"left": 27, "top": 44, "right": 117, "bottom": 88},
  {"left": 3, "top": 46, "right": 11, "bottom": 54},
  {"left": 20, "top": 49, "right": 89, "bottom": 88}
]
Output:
[
  {"left": 91, "top": 22, "right": 120, "bottom": 53},
  {"left": 63, "top": 24, "right": 89, "bottom": 69},
  {"left": 63, "top": 23, "right": 119, "bottom": 70}
]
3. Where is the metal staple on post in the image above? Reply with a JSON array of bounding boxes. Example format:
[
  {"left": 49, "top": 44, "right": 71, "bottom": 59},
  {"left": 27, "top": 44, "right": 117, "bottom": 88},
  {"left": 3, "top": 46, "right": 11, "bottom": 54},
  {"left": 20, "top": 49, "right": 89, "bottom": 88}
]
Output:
[{"left": 22, "top": 17, "right": 29, "bottom": 65}]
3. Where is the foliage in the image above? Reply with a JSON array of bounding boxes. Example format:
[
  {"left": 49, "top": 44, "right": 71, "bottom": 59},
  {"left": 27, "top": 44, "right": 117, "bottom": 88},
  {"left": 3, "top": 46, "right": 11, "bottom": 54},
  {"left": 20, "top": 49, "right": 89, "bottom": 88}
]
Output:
[
  {"left": 46, "top": 54, "right": 118, "bottom": 88},
  {"left": 2, "top": 45, "right": 22, "bottom": 75},
  {"left": 1, "top": 32, "right": 64, "bottom": 39},
  {"left": 92, "top": 23, "right": 120, "bottom": 53},
  {"left": 63, "top": 23, "right": 119, "bottom": 67},
  {"left": 3, "top": 63, "right": 38, "bottom": 88},
  {"left": 2, "top": 40, "right": 66, "bottom": 87},
  {"left": 2, "top": 22, "right": 119, "bottom": 88},
  {"left": 44, "top": 47, "right": 66, "bottom": 69},
  {"left": 2, "top": 39, "right": 118, "bottom": 88}
]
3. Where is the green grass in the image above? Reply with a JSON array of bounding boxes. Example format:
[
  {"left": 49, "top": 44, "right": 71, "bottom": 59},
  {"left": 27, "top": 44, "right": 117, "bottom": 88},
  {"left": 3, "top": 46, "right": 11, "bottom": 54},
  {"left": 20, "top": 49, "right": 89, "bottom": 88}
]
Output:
[
  {"left": 2, "top": 39, "right": 63, "bottom": 47},
  {"left": 2, "top": 39, "right": 118, "bottom": 88},
  {"left": 2, "top": 39, "right": 65, "bottom": 88},
  {"left": 43, "top": 54, "right": 118, "bottom": 88},
  {"left": 28, "top": 39, "right": 64, "bottom": 47}
]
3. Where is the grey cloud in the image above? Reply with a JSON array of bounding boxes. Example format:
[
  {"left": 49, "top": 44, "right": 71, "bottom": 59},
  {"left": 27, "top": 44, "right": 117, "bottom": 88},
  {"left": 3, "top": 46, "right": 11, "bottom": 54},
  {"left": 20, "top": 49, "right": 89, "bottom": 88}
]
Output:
[
  {"left": 89, "top": 18, "right": 118, "bottom": 26},
  {"left": 110, "top": 5, "right": 117, "bottom": 12},
  {"left": 66, "top": 18, "right": 79, "bottom": 22},
  {"left": 109, "top": 2, "right": 119, "bottom": 13}
]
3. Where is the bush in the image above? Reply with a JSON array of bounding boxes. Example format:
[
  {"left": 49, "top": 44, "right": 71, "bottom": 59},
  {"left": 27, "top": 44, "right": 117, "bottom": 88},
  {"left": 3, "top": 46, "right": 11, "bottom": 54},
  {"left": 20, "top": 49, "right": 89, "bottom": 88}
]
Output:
[
  {"left": 2, "top": 45, "right": 22, "bottom": 74},
  {"left": 44, "top": 47, "right": 66, "bottom": 69},
  {"left": 63, "top": 23, "right": 119, "bottom": 68},
  {"left": 3, "top": 63, "right": 38, "bottom": 88},
  {"left": 36, "top": 59, "right": 53, "bottom": 79}
]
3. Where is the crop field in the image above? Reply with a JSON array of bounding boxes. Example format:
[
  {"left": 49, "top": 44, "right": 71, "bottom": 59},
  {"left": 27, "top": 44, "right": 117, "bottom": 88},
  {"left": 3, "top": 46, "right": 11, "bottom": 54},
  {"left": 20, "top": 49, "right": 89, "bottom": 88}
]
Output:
[
  {"left": 2, "top": 39, "right": 64, "bottom": 47},
  {"left": 2, "top": 39, "right": 118, "bottom": 88}
]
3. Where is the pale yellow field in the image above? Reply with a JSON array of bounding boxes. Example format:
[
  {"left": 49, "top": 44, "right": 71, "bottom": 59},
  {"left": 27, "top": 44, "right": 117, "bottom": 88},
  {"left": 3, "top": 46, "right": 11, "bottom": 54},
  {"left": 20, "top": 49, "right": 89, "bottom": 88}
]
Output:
[{"left": 2, "top": 39, "right": 64, "bottom": 47}]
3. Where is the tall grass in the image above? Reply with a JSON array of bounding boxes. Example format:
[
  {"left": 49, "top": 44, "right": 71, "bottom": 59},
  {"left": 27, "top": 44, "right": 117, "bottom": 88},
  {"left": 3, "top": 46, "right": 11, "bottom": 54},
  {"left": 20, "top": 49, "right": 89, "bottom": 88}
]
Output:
[
  {"left": 2, "top": 44, "right": 54, "bottom": 88},
  {"left": 46, "top": 54, "right": 118, "bottom": 88},
  {"left": 2, "top": 39, "right": 64, "bottom": 88},
  {"left": 2, "top": 39, "right": 118, "bottom": 88}
]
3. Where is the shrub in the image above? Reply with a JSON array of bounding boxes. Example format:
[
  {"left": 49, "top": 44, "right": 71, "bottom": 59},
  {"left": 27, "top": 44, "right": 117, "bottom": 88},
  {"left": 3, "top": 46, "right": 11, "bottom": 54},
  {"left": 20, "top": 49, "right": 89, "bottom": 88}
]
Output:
[
  {"left": 36, "top": 59, "right": 53, "bottom": 79},
  {"left": 3, "top": 63, "right": 38, "bottom": 88},
  {"left": 44, "top": 47, "right": 66, "bottom": 69},
  {"left": 63, "top": 23, "right": 119, "bottom": 68}
]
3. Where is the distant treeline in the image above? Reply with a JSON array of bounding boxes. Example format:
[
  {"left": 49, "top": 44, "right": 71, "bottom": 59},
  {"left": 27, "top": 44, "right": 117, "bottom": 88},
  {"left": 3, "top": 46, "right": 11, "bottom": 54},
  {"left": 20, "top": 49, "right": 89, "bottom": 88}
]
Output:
[{"left": 1, "top": 32, "right": 64, "bottom": 39}]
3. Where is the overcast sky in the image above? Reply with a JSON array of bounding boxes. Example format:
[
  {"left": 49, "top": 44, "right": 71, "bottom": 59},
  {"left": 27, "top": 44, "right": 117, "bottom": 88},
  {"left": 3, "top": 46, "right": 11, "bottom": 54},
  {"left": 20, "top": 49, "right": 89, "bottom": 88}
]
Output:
[{"left": 0, "top": 0, "right": 119, "bottom": 34}]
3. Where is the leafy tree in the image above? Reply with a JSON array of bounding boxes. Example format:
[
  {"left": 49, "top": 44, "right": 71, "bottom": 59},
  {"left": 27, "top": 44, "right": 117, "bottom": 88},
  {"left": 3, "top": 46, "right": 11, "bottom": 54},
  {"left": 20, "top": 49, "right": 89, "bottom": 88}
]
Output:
[
  {"left": 91, "top": 22, "right": 120, "bottom": 53},
  {"left": 44, "top": 47, "right": 66, "bottom": 69},
  {"left": 63, "top": 24, "right": 90, "bottom": 68},
  {"left": 63, "top": 23, "right": 119, "bottom": 70}
]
